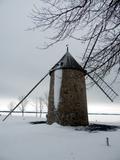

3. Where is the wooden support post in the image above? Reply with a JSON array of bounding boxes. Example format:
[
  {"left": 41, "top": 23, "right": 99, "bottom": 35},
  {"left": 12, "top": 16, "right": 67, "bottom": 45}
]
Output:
[{"left": 106, "top": 137, "right": 110, "bottom": 146}]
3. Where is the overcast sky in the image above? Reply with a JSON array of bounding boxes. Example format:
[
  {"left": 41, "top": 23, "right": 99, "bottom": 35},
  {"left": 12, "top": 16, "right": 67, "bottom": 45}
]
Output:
[{"left": 0, "top": 0, "right": 119, "bottom": 112}]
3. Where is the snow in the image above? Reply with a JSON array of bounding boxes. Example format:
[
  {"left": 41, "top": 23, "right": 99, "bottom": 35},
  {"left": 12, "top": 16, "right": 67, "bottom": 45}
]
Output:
[
  {"left": 54, "top": 69, "right": 62, "bottom": 109},
  {"left": 0, "top": 115, "right": 120, "bottom": 160},
  {"left": 89, "top": 115, "right": 120, "bottom": 125}
]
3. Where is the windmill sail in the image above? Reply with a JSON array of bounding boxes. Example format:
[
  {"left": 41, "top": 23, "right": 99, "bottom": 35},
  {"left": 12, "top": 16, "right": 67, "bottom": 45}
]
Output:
[
  {"left": 83, "top": 25, "right": 103, "bottom": 69},
  {"left": 87, "top": 72, "right": 118, "bottom": 102}
]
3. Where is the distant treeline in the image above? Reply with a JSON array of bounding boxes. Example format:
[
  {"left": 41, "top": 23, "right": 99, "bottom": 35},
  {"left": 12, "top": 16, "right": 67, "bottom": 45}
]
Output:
[
  {"left": 0, "top": 111, "right": 47, "bottom": 114},
  {"left": 0, "top": 111, "right": 120, "bottom": 115},
  {"left": 89, "top": 113, "right": 120, "bottom": 115}
]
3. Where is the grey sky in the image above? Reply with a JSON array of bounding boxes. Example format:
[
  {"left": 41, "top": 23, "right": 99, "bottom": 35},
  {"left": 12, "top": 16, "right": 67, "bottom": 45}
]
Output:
[{"left": 0, "top": 0, "right": 119, "bottom": 110}]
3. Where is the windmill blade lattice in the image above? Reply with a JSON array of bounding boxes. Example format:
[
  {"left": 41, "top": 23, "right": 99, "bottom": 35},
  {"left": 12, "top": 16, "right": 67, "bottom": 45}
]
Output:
[{"left": 87, "top": 72, "right": 118, "bottom": 102}]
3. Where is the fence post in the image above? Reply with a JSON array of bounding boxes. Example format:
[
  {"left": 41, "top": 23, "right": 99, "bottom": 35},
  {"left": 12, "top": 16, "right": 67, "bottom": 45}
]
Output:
[{"left": 106, "top": 137, "right": 110, "bottom": 146}]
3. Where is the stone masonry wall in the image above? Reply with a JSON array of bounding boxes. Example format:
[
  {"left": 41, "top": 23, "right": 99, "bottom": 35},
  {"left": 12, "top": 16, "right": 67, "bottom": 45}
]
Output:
[
  {"left": 47, "top": 71, "right": 55, "bottom": 124},
  {"left": 47, "top": 69, "right": 88, "bottom": 126}
]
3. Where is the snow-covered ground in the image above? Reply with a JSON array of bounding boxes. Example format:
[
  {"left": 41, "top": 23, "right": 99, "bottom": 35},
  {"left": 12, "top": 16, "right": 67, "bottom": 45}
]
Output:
[{"left": 0, "top": 115, "right": 120, "bottom": 160}]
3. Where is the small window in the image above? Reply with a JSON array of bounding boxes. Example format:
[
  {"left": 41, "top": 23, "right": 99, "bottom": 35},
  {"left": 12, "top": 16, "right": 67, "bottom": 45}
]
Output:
[{"left": 61, "top": 62, "right": 64, "bottom": 66}]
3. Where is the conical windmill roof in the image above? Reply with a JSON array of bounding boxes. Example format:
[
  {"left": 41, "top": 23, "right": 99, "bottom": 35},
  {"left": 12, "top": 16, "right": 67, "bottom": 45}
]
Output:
[{"left": 50, "top": 49, "right": 85, "bottom": 73}]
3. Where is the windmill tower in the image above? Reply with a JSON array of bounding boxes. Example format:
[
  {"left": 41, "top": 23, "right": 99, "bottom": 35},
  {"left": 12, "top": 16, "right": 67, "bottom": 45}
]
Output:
[{"left": 47, "top": 47, "right": 88, "bottom": 126}]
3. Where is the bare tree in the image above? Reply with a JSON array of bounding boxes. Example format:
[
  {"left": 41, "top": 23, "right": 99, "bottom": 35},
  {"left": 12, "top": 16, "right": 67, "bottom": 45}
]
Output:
[
  {"left": 18, "top": 96, "right": 28, "bottom": 118},
  {"left": 35, "top": 97, "right": 38, "bottom": 118},
  {"left": 38, "top": 93, "right": 48, "bottom": 118},
  {"left": 31, "top": 0, "right": 120, "bottom": 82},
  {"left": 34, "top": 97, "right": 42, "bottom": 118},
  {"left": 38, "top": 97, "right": 43, "bottom": 118},
  {"left": 8, "top": 102, "right": 16, "bottom": 116},
  {"left": 32, "top": 97, "right": 44, "bottom": 118},
  {"left": 43, "top": 92, "right": 48, "bottom": 108}
]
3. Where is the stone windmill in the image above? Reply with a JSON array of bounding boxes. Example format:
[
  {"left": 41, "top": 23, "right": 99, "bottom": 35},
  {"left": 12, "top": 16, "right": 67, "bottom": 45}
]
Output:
[
  {"left": 3, "top": 47, "right": 118, "bottom": 126},
  {"left": 48, "top": 47, "right": 88, "bottom": 126}
]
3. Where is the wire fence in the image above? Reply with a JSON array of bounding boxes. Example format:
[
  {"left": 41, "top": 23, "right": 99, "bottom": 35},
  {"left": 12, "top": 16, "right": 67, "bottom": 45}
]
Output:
[
  {"left": 1, "top": 111, "right": 120, "bottom": 123},
  {"left": 0, "top": 110, "right": 120, "bottom": 115}
]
